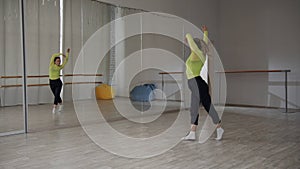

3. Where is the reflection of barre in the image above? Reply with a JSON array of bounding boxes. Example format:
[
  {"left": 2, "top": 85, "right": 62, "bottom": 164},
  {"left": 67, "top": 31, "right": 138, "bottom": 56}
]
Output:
[
  {"left": 216, "top": 69, "right": 291, "bottom": 113},
  {"left": 0, "top": 74, "right": 103, "bottom": 88},
  {"left": 0, "top": 74, "right": 103, "bottom": 79},
  {"left": 64, "top": 74, "right": 102, "bottom": 77},
  {"left": 158, "top": 72, "right": 183, "bottom": 100},
  {"left": 1, "top": 82, "right": 103, "bottom": 88}
]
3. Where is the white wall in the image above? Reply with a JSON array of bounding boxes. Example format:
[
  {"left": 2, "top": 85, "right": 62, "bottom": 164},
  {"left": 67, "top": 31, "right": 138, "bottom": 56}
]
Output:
[
  {"left": 98, "top": 0, "right": 219, "bottom": 48},
  {"left": 0, "top": 0, "right": 23, "bottom": 106},
  {"left": 100, "top": 0, "right": 300, "bottom": 109},
  {"left": 0, "top": 0, "right": 4, "bottom": 73},
  {"left": 3, "top": 0, "right": 297, "bottom": 108},
  {"left": 219, "top": 0, "right": 300, "bottom": 109},
  {"left": 0, "top": 0, "right": 4, "bottom": 106},
  {"left": 98, "top": 0, "right": 219, "bottom": 101}
]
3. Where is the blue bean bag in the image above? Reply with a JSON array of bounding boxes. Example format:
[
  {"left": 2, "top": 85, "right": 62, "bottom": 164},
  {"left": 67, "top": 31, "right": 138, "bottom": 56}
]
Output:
[{"left": 130, "top": 84, "right": 156, "bottom": 102}]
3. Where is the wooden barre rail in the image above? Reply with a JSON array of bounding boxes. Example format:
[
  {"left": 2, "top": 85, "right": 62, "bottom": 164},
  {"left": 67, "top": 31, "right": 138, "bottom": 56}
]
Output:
[
  {"left": 158, "top": 72, "right": 184, "bottom": 101},
  {"left": 159, "top": 70, "right": 291, "bottom": 74},
  {"left": 0, "top": 74, "right": 103, "bottom": 88},
  {"left": 216, "top": 69, "right": 291, "bottom": 113},
  {"left": 158, "top": 69, "right": 291, "bottom": 113},
  {"left": 158, "top": 71, "right": 184, "bottom": 76},
  {"left": 0, "top": 74, "right": 103, "bottom": 79},
  {"left": 64, "top": 74, "right": 103, "bottom": 77},
  {"left": 0, "top": 82, "right": 103, "bottom": 88},
  {"left": 216, "top": 69, "right": 291, "bottom": 73}
]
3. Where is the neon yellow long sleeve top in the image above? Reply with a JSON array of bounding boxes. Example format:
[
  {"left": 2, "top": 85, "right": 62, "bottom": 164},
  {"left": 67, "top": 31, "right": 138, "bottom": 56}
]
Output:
[
  {"left": 185, "top": 30, "right": 208, "bottom": 79},
  {"left": 49, "top": 53, "right": 69, "bottom": 80}
]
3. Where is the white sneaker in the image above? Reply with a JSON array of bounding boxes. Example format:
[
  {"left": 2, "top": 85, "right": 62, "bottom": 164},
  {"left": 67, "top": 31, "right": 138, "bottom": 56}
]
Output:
[
  {"left": 215, "top": 128, "right": 224, "bottom": 141},
  {"left": 52, "top": 107, "right": 56, "bottom": 114},
  {"left": 58, "top": 105, "right": 63, "bottom": 112},
  {"left": 182, "top": 131, "right": 196, "bottom": 141}
]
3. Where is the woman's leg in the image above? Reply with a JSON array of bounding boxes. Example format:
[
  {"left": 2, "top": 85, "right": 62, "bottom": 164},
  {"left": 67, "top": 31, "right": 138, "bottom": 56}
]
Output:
[
  {"left": 50, "top": 80, "right": 56, "bottom": 103},
  {"left": 189, "top": 78, "right": 201, "bottom": 126},
  {"left": 55, "top": 79, "right": 64, "bottom": 112},
  {"left": 50, "top": 80, "right": 58, "bottom": 113},
  {"left": 50, "top": 79, "right": 63, "bottom": 113},
  {"left": 182, "top": 78, "right": 200, "bottom": 140},
  {"left": 54, "top": 79, "right": 62, "bottom": 105},
  {"left": 196, "top": 77, "right": 220, "bottom": 125},
  {"left": 196, "top": 77, "right": 224, "bottom": 140}
]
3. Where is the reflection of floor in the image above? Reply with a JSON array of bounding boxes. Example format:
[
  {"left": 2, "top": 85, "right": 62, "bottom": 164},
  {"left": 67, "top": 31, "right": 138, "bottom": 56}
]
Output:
[
  {"left": 0, "top": 97, "right": 182, "bottom": 133},
  {"left": 0, "top": 102, "right": 80, "bottom": 133},
  {"left": 0, "top": 101, "right": 300, "bottom": 168}
]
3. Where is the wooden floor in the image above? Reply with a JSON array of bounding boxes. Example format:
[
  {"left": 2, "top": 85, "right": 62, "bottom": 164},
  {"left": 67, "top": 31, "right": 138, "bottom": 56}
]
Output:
[{"left": 0, "top": 99, "right": 299, "bottom": 169}]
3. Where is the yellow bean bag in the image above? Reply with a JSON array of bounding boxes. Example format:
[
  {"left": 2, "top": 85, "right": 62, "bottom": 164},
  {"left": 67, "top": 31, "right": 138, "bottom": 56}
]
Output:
[{"left": 95, "top": 84, "right": 115, "bottom": 100}]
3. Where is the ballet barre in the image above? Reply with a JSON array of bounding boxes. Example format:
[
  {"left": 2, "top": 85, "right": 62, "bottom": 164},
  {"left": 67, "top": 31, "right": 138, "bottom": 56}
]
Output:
[
  {"left": 158, "top": 72, "right": 183, "bottom": 100},
  {"left": 158, "top": 72, "right": 183, "bottom": 93},
  {"left": 217, "top": 69, "right": 291, "bottom": 113},
  {"left": 0, "top": 74, "right": 103, "bottom": 88}
]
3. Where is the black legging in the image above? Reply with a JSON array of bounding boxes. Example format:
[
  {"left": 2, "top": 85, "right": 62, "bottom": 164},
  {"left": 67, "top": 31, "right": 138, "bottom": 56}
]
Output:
[
  {"left": 188, "top": 76, "right": 221, "bottom": 125},
  {"left": 49, "top": 79, "right": 63, "bottom": 105}
]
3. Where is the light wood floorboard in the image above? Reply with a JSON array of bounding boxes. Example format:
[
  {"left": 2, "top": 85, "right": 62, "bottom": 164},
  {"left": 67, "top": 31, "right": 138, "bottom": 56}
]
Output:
[{"left": 0, "top": 99, "right": 299, "bottom": 169}]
